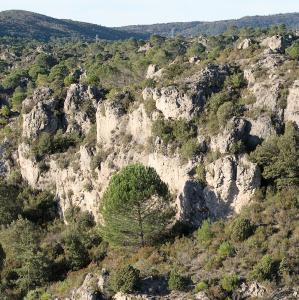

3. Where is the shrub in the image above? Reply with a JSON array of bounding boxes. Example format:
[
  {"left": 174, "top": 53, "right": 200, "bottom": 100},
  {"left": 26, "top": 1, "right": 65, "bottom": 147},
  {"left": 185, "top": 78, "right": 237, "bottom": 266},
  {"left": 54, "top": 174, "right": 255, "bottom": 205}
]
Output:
[
  {"left": 217, "top": 101, "right": 235, "bottom": 125},
  {"left": 109, "top": 265, "right": 140, "bottom": 293},
  {"left": 251, "top": 255, "right": 277, "bottom": 281},
  {"left": 195, "top": 165, "right": 206, "bottom": 185},
  {"left": 180, "top": 138, "right": 199, "bottom": 160},
  {"left": 194, "top": 281, "right": 208, "bottom": 293},
  {"left": 286, "top": 42, "right": 299, "bottom": 60},
  {"left": 168, "top": 269, "right": 185, "bottom": 291},
  {"left": 230, "top": 218, "right": 254, "bottom": 242},
  {"left": 217, "top": 241, "right": 235, "bottom": 258},
  {"left": 197, "top": 219, "right": 214, "bottom": 245},
  {"left": 220, "top": 274, "right": 240, "bottom": 292}
]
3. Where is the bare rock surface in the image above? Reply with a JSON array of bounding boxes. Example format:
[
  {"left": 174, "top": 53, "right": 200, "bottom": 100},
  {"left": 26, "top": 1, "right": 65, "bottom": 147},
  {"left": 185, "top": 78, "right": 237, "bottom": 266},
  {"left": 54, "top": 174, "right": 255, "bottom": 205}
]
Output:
[{"left": 285, "top": 80, "right": 299, "bottom": 126}]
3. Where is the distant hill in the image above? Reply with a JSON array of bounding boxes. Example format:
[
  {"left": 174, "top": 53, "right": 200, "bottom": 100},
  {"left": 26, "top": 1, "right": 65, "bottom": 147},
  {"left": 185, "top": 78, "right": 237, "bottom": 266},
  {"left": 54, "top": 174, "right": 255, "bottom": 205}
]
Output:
[
  {"left": 0, "top": 10, "right": 146, "bottom": 41},
  {"left": 0, "top": 10, "right": 299, "bottom": 42},
  {"left": 118, "top": 13, "right": 299, "bottom": 37}
]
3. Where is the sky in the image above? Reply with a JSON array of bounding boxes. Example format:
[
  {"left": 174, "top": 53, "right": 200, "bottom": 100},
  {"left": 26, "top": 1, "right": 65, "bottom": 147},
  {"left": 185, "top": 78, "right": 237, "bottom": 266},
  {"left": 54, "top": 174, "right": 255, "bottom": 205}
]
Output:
[{"left": 0, "top": 0, "right": 299, "bottom": 27}]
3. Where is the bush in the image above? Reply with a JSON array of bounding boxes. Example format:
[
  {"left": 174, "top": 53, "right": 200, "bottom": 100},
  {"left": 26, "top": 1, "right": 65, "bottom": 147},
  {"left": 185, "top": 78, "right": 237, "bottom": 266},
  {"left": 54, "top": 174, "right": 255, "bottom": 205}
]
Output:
[
  {"left": 109, "top": 265, "right": 140, "bottom": 293},
  {"left": 217, "top": 101, "right": 235, "bottom": 125},
  {"left": 220, "top": 274, "right": 240, "bottom": 292},
  {"left": 194, "top": 281, "right": 208, "bottom": 293},
  {"left": 168, "top": 269, "right": 185, "bottom": 291},
  {"left": 217, "top": 241, "right": 235, "bottom": 258},
  {"left": 195, "top": 165, "right": 206, "bottom": 185},
  {"left": 286, "top": 42, "right": 299, "bottom": 60},
  {"left": 180, "top": 138, "right": 199, "bottom": 160},
  {"left": 251, "top": 255, "right": 277, "bottom": 281},
  {"left": 230, "top": 218, "right": 254, "bottom": 242},
  {"left": 197, "top": 219, "right": 214, "bottom": 245}
]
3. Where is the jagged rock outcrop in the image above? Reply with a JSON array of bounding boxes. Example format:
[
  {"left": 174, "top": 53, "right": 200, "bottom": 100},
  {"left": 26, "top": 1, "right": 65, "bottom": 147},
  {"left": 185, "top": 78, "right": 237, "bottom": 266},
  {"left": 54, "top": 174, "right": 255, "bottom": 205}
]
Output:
[
  {"left": 22, "top": 88, "right": 59, "bottom": 139},
  {"left": 285, "top": 80, "right": 299, "bottom": 126},
  {"left": 238, "top": 38, "right": 253, "bottom": 50},
  {"left": 64, "top": 84, "right": 101, "bottom": 135},
  {"left": 261, "top": 35, "right": 285, "bottom": 52},
  {"left": 145, "top": 65, "right": 229, "bottom": 120},
  {"left": 210, "top": 118, "right": 249, "bottom": 154},
  {"left": 238, "top": 282, "right": 267, "bottom": 298},
  {"left": 146, "top": 64, "right": 164, "bottom": 79},
  {"left": 70, "top": 273, "right": 101, "bottom": 300},
  {"left": 204, "top": 155, "right": 261, "bottom": 218}
]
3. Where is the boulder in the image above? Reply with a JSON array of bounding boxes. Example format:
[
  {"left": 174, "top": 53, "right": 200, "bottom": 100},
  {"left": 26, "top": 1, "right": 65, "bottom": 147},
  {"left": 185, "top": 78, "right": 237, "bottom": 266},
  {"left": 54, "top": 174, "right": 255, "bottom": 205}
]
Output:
[
  {"left": 285, "top": 80, "right": 299, "bottom": 127},
  {"left": 71, "top": 273, "right": 102, "bottom": 300},
  {"left": 204, "top": 155, "right": 261, "bottom": 218},
  {"left": 238, "top": 38, "right": 253, "bottom": 50},
  {"left": 210, "top": 118, "right": 249, "bottom": 154},
  {"left": 146, "top": 64, "right": 164, "bottom": 79},
  {"left": 246, "top": 115, "right": 276, "bottom": 147},
  {"left": 238, "top": 281, "right": 267, "bottom": 298},
  {"left": 261, "top": 35, "right": 285, "bottom": 52}
]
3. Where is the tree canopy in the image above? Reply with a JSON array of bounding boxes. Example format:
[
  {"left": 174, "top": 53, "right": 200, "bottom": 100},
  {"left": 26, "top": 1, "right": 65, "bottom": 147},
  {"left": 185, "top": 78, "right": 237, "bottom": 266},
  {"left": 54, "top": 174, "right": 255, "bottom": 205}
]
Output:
[{"left": 100, "top": 164, "right": 173, "bottom": 247}]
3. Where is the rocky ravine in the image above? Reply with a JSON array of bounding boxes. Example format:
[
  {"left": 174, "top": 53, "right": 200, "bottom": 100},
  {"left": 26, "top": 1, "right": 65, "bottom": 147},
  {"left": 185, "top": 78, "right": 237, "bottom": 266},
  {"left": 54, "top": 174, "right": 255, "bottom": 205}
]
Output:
[{"left": 14, "top": 39, "right": 299, "bottom": 229}]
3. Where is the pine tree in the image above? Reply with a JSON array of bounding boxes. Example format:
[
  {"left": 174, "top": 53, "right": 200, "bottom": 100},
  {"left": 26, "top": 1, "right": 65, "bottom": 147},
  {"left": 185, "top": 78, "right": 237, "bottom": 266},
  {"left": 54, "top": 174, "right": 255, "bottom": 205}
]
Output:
[{"left": 100, "top": 164, "right": 173, "bottom": 247}]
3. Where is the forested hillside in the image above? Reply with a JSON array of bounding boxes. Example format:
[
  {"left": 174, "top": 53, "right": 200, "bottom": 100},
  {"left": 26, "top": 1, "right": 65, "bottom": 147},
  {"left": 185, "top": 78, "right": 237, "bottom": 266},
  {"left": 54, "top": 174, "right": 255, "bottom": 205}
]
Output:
[{"left": 0, "top": 24, "right": 298, "bottom": 300}]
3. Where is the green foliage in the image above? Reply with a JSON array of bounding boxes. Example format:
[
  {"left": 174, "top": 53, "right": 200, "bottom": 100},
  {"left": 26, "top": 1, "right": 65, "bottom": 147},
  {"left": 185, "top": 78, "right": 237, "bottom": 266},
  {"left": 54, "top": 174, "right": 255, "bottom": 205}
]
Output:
[
  {"left": 251, "top": 255, "right": 277, "bottom": 281},
  {"left": 109, "top": 265, "right": 140, "bottom": 293},
  {"left": 286, "top": 42, "right": 299, "bottom": 60},
  {"left": 168, "top": 269, "right": 185, "bottom": 291},
  {"left": 250, "top": 123, "right": 299, "bottom": 187},
  {"left": 230, "top": 218, "right": 254, "bottom": 242},
  {"left": 197, "top": 219, "right": 214, "bottom": 245},
  {"left": 63, "top": 231, "right": 90, "bottom": 270},
  {"left": 0, "top": 183, "right": 22, "bottom": 225},
  {"left": 2, "top": 69, "right": 28, "bottom": 90},
  {"left": 180, "top": 138, "right": 199, "bottom": 160},
  {"left": 0, "top": 105, "right": 10, "bottom": 118},
  {"left": 220, "top": 274, "right": 240, "bottom": 292},
  {"left": 216, "top": 101, "right": 235, "bottom": 125},
  {"left": 100, "top": 164, "right": 172, "bottom": 247},
  {"left": 187, "top": 42, "right": 206, "bottom": 57},
  {"left": 194, "top": 281, "right": 208, "bottom": 293},
  {"left": 32, "top": 130, "right": 81, "bottom": 159},
  {"left": 195, "top": 165, "right": 206, "bottom": 185},
  {"left": 217, "top": 241, "right": 235, "bottom": 258},
  {"left": 12, "top": 86, "right": 27, "bottom": 111}
]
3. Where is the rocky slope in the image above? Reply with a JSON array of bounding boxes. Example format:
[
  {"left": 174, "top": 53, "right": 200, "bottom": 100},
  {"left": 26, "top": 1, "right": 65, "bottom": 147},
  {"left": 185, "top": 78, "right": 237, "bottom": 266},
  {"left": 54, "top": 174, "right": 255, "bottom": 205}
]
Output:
[{"left": 0, "top": 32, "right": 298, "bottom": 299}]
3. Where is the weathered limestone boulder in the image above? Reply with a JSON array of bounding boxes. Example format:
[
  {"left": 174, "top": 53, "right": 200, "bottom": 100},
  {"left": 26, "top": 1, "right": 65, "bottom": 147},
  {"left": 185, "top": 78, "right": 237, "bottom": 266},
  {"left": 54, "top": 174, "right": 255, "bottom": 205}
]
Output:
[
  {"left": 70, "top": 273, "right": 102, "bottom": 300},
  {"left": 64, "top": 84, "right": 101, "bottom": 135},
  {"left": 113, "top": 293, "right": 150, "bottom": 300},
  {"left": 238, "top": 282, "right": 267, "bottom": 298},
  {"left": 204, "top": 155, "right": 261, "bottom": 218},
  {"left": 246, "top": 115, "right": 276, "bottom": 147},
  {"left": 250, "top": 78, "right": 284, "bottom": 112},
  {"left": 210, "top": 118, "right": 249, "bottom": 154},
  {"left": 146, "top": 64, "right": 164, "bottom": 79},
  {"left": 261, "top": 35, "right": 285, "bottom": 52},
  {"left": 22, "top": 88, "right": 59, "bottom": 139},
  {"left": 238, "top": 38, "right": 253, "bottom": 50},
  {"left": 285, "top": 80, "right": 299, "bottom": 126},
  {"left": 153, "top": 86, "right": 195, "bottom": 120},
  {"left": 189, "top": 56, "right": 201, "bottom": 64}
]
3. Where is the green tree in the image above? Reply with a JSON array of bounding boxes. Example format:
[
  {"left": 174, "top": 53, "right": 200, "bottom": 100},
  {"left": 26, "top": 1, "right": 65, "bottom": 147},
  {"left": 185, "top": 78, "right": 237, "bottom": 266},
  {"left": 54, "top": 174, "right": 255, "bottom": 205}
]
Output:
[
  {"left": 0, "top": 243, "right": 5, "bottom": 272},
  {"left": 250, "top": 123, "right": 299, "bottom": 187},
  {"left": 63, "top": 232, "right": 90, "bottom": 270},
  {"left": 100, "top": 164, "right": 173, "bottom": 247},
  {"left": 221, "top": 274, "right": 239, "bottom": 292},
  {"left": 251, "top": 255, "right": 277, "bottom": 281},
  {"left": 230, "top": 218, "right": 254, "bottom": 242}
]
